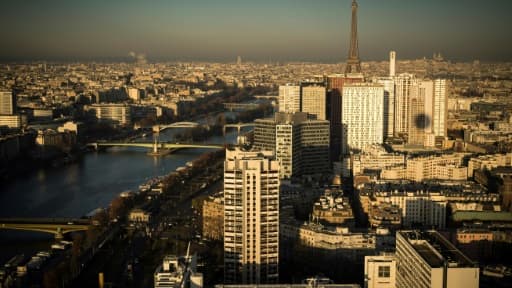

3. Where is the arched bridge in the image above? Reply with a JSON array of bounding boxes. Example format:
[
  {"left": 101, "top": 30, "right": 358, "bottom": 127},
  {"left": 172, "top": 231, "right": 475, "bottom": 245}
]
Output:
[
  {"left": 0, "top": 218, "right": 91, "bottom": 239},
  {"left": 153, "top": 122, "right": 202, "bottom": 133}
]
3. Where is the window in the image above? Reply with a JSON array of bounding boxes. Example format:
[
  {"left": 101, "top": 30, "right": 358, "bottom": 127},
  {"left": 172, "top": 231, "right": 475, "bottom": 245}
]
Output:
[{"left": 378, "top": 266, "right": 390, "bottom": 278}]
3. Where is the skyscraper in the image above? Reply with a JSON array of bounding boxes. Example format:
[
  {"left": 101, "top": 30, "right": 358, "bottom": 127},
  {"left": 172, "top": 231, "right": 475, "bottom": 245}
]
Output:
[
  {"left": 253, "top": 112, "right": 330, "bottom": 179},
  {"left": 407, "top": 80, "right": 434, "bottom": 146},
  {"left": 223, "top": 148, "right": 280, "bottom": 284},
  {"left": 342, "top": 84, "right": 384, "bottom": 154},
  {"left": 301, "top": 84, "right": 327, "bottom": 120},
  {"left": 394, "top": 73, "right": 417, "bottom": 136},
  {"left": 278, "top": 84, "right": 300, "bottom": 113},
  {"left": 344, "top": 0, "right": 362, "bottom": 75},
  {"left": 433, "top": 79, "right": 448, "bottom": 138},
  {"left": 375, "top": 77, "right": 395, "bottom": 139},
  {"left": 0, "top": 91, "right": 16, "bottom": 115},
  {"left": 327, "top": 75, "right": 363, "bottom": 161},
  {"left": 389, "top": 51, "right": 396, "bottom": 77}
]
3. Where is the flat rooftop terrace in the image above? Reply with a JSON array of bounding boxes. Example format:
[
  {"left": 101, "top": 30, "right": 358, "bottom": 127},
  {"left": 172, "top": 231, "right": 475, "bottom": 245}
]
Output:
[{"left": 400, "top": 230, "right": 476, "bottom": 268}]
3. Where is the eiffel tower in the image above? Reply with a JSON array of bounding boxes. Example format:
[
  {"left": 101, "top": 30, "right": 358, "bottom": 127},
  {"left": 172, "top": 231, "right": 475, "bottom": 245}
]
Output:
[{"left": 344, "top": 0, "right": 362, "bottom": 74}]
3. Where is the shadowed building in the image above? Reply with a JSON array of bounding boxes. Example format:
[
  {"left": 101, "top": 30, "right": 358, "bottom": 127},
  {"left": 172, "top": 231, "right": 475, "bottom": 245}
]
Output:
[{"left": 253, "top": 112, "right": 329, "bottom": 179}]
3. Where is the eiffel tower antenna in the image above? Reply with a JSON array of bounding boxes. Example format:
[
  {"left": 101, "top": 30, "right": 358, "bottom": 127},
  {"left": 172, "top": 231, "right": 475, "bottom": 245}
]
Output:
[{"left": 344, "top": 0, "right": 362, "bottom": 74}]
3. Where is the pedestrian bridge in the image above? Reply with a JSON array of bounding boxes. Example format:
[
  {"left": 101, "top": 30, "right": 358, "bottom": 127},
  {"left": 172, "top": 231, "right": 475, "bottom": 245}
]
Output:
[{"left": 0, "top": 218, "right": 91, "bottom": 239}]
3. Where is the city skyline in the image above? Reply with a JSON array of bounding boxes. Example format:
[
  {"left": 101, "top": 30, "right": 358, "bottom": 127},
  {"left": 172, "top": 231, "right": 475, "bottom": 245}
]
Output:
[{"left": 0, "top": 0, "right": 511, "bottom": 62}]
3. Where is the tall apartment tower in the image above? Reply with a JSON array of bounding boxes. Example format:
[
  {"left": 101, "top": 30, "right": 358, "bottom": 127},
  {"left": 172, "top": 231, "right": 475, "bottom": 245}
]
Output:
[
  {"left": 223, "top": 148, "right": 280, "bottom": 284},
  {"left": 0, "top": 91, "right": 16, "bottom": 115},
  {"left": 301, "top": 84, "right": 327, "bottom": 120},
  {"left": 389, "top": 51, "right": 396, "bottom": 77},
  {"left": 433, "top": 79, "right": 448, "bottom": 138},
  {"left": 396, "top": 231, "right": 479, "bottom": 288},
  {"left": 278, "top": 84, "right": 301, "bottom": 113},
  {"left": 342, "top": 84, "right": 384, "bottom": 154},
  {"left": 394, "top": 73, "right": 417, "bottom": 136}
]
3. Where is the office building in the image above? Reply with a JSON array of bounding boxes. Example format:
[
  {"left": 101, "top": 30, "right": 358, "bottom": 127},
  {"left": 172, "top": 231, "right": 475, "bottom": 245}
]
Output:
[
  {"left": 389, "top": 51, "right": 396, "bottom": 77},
  {"left": 394, "top": 74, "right": 417, "bottom": 136},
  {"left": 0, "top": 115, "right": 22, "bottom": 128},
  {"left": 364, "top": 254, "right": 397, "bottom": 288},
  {"left": 375, "top": 77, "right": 395, "bottom": 139},
  {"left": 87, "top": 103, "right": 132, "bottom": 126},
  {"left": 254, "top": 112, "right": 329, "bottom": 179},
  {"left": 224, "top": 148, "right": 280, "bottom": 284},
  {"left": 396, "top": 231, "right": 479, "bottom": 288},
  {"left": 408, "top": 80, "right": 433, "bottom": 145},
  {"left": 342, "top": 84, "right": 384, "bottom": 154},
  {"left": 279, "top": 84, "right": 300, "bottom": 113},
  {"left": 0, "top": 91, "right": 16, "bottom": 115},
  {"left": 301, "top": 84, "right": 327, "bottom": 120},
  {"left": 327, "top": 74, "right": 363, "bottom": 161},
  {"left": 433, "top": 79, "right": 448, "bottom": 138}
]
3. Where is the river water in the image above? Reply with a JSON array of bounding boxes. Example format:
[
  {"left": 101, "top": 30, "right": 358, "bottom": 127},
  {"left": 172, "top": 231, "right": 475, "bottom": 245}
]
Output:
[{"left": 0, "top": 119, "right": 244, "bottom": 262}]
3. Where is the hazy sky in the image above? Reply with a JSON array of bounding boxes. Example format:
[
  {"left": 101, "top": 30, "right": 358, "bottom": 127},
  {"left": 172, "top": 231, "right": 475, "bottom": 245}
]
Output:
[{"left": 0, "top": 0, "right": 511, "bottom": 62}]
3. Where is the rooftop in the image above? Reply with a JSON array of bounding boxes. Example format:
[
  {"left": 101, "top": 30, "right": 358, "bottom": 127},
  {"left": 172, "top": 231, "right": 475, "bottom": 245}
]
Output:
[{"left": 399, "top": 230, "right": 476, "bottom": 268}]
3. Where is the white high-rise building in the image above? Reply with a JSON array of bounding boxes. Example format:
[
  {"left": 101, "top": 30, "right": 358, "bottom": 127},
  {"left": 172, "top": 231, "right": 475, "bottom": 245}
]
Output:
[
  {"left": 394, "top": 74, "right": 417, "bottom": 136},
  {"left": 224, "top": 148, "right": 280, "bottom": 284},
  {"left": 301, "top": 85, "right": 326, "bottom": 120},
  {"left": 342, "top": 84, "right": 384, "bottom": 154},
  {"left": 0, "top": 91, "right": 16, "bottom": 115},
  {"left": 433, "top": 79, "right": 448, "bottom": 138},
  {"left": 396, "top": 231, "right": 479, "bottom": 288},
  {"left": 279, "top": 84, "right": 300, "bottom": 113},
  {"left": 389, "top": 51, "right": 396, "bottom": 77}
]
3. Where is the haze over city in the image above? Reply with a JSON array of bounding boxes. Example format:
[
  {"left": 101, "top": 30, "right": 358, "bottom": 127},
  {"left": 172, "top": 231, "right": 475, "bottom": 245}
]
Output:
[
  {"left": 1, "top": 0, "right": 512, "bottom": 62},
  {"left": 1, "top": 0, "right": 512, "bottom": 287}
]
